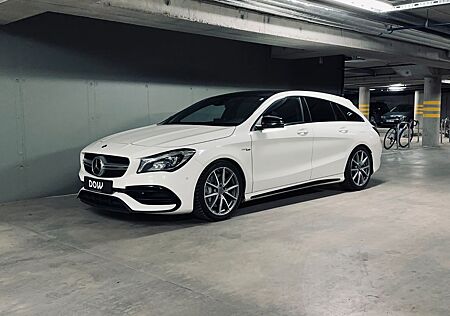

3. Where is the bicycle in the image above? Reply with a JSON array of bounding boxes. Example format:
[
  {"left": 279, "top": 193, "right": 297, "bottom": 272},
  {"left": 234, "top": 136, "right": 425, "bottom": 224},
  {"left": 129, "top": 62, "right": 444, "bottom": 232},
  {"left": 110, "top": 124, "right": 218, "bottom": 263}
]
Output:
[{"left": 383, "top": 119, "right": 415, "bottom": 150}]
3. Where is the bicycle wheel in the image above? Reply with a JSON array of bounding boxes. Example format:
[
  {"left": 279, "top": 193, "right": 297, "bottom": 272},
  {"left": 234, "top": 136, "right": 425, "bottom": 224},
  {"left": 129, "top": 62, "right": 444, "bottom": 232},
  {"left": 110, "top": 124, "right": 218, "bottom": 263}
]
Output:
[
  {"left": 384, "top": 128, "right": 396, "bottom": 150},
  {"left": 399, "top": 126, "right": 413, "bottom": 148}
]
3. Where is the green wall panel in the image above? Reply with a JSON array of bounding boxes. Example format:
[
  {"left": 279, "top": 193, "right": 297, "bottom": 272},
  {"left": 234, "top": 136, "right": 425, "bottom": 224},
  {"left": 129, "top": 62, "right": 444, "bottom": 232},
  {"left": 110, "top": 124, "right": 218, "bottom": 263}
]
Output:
[{"left": 0, "top": 13, "right": 344, "bottom": 202}]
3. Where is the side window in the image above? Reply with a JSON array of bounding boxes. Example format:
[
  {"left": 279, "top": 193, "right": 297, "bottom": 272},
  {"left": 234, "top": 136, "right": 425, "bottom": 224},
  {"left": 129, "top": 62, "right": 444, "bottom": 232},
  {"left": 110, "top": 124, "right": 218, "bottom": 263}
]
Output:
[
  {"left": 265, "top": 97, "right": 304, "bottom": 124},
  {"left": 304, "top": 97, "right": 336, "bottom": 122},
  {"left": 338, "top": 104, "right": 365, "bottom": 122}
]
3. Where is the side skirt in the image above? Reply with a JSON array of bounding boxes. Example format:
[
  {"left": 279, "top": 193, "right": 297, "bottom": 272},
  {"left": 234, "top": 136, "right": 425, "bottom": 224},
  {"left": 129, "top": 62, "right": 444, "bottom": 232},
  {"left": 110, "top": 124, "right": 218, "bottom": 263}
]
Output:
[{"left": 248, "top": 178, "right": 342, "bottom": 200}]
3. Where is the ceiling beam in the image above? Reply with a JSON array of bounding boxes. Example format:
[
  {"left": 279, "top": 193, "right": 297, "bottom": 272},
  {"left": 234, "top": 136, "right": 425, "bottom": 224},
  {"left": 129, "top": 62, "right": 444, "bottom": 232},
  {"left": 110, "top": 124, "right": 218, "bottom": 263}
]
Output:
[
  {"left": 345, "top": 75, "right": 425, "bottom": 88},
  {"left": 0, "top": 0, "right": 44, "bottom": 25},
  {"left": 2, "top": 0, "right": 450, "bottom": 70},
  {"left": 20, "top": 0, "right": 450, "bottom": 69}
]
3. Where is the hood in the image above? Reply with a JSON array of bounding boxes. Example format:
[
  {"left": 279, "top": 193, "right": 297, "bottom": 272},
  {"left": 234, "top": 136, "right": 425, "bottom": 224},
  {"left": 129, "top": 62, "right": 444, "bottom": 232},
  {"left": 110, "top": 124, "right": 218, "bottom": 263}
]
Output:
[
  {"left": 383, "top": 111, "right": 409, "bottom": 117},
  {"left": 98, "top": 124, "right": 235, "bottom": 148}
]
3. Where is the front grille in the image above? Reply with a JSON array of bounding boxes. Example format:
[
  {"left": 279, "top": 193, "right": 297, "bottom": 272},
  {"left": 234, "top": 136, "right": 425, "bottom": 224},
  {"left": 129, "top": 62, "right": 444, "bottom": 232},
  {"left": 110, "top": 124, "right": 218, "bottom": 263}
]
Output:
[
  {"left": 118, "top": 186, "right": 180, "bottom": 206},
  {"left": 78, "top": 190, "right": 130, "bottom": 213},
  {"left": 83, "top": 153, "right": 129, "bottom": 178}
]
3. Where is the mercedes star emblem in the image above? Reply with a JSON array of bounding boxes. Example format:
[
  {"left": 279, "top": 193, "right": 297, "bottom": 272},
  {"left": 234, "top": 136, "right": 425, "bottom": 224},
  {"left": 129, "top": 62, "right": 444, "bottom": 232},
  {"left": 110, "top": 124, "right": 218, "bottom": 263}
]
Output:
[{"left": 92, "top": 156, "right": 106, "bottom": 176}]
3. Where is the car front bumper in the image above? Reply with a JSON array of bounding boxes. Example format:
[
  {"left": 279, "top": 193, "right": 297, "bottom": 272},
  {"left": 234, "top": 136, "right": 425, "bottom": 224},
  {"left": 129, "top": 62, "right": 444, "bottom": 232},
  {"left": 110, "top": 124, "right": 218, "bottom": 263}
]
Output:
[{"left": 78, "top": 157, "right": 204, "bottom": 214}]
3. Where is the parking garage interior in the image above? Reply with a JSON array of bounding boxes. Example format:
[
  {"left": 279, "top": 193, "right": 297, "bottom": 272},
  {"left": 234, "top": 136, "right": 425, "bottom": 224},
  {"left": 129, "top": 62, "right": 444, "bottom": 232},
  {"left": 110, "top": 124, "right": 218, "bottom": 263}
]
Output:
[{"left": 1, "top": 0, "right": 450, "bottom": 315}]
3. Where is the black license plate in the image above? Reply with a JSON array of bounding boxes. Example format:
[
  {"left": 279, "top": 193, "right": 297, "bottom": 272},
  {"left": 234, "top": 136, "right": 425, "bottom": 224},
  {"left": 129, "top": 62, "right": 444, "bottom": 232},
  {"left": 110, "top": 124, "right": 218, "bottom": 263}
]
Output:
[{"left": 84, "top": 177, "right": 113, "bottom": 194}]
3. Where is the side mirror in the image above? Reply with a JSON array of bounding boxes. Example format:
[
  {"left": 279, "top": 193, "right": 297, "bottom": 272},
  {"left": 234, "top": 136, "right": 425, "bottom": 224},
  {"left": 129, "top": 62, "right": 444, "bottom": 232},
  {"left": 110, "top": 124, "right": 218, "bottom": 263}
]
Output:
[{"left": 258, "top": 115, "right": 285, "bottom": 130}]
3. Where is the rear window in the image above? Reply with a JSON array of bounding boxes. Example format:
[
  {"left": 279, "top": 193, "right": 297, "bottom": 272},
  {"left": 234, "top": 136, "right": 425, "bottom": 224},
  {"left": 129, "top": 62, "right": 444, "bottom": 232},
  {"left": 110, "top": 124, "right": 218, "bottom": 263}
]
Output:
[
  {"left": 304, "top": 97, "right": 335, "bottom": 122},
  {"left": 303, "top": 97, "right": 364, "bottom": 123},
  {"left": 331, "top": 102, "right": 347, "bottom": 121},
  {"left": 336, "top": 103, "right": 365, "bottom": 122}
]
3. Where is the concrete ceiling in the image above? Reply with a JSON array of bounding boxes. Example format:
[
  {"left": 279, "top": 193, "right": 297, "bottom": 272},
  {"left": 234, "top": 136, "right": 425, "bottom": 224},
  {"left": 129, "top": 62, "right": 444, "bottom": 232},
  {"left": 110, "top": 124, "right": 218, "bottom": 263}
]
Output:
[
  {"left": 1, "top": 0, "right": 449, "bottom": 91},
  {"left": 343, "top": 0, "right": 450, "bottom": 91}
]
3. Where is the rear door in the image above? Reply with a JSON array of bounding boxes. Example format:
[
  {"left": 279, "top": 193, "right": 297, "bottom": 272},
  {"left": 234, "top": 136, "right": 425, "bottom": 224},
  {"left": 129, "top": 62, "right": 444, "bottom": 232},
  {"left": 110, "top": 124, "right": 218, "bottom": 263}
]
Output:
[{"left": 303, "top": 97, "right": 362, "bottom": 179}]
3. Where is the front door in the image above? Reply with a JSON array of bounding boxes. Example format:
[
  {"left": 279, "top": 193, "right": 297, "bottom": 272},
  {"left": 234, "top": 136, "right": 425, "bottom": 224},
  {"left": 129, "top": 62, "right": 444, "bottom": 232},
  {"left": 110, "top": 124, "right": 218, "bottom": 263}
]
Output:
[{"left": 250, "top": 97, "right": 313, "bottom": 193}]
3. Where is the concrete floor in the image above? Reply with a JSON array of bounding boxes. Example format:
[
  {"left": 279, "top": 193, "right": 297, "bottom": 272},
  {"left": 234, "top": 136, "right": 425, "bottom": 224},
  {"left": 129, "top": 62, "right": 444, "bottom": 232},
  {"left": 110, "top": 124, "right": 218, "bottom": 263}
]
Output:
[{"left": 1, "top": 145, "right": 450, "bottom": 315}]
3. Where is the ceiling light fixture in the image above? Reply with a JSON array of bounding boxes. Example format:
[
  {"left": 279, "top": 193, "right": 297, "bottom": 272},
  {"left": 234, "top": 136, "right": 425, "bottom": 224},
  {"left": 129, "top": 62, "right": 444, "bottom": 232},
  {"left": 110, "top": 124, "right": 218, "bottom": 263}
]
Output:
[
  {"left": 388, "top": 83, "right": 406, "bottom": 92},
  {"left": 442, "top": 80, "right": 450, "bottom": 84},
  {"left": 392, "top": 0, "right": 450, "bottom": 12},
  {"left": 327, "top": 0, "right": 393, "bottom": 13}
]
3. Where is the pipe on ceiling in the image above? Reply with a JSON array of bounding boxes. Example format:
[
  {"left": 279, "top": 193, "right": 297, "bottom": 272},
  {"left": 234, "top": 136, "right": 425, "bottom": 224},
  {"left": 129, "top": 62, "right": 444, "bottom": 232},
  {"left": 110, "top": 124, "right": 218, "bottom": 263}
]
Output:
[{"left": 211, "top": 0, "right": 450, "bottom": 51}]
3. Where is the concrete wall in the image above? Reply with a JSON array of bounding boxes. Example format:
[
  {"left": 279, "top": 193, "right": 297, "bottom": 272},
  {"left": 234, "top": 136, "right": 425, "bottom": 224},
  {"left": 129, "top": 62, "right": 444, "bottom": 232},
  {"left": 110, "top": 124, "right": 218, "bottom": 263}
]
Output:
[{"left": 0, "top": 13, "right": 344, "bottom": 203}]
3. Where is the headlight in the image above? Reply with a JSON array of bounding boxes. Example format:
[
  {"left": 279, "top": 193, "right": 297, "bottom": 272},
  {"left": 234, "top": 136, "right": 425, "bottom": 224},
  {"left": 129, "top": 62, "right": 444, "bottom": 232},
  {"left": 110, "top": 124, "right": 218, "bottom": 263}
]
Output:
[{"left": 137, "top": 149, "right": 196, "bottom": 173}]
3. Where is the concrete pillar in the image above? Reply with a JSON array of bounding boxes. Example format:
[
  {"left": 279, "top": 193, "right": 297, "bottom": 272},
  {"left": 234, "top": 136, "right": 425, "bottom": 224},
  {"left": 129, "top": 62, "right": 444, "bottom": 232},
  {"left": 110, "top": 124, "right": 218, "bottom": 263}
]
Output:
[
  {"left": 358, "top": 87, "right": 370, "bottom": 119},
  {"left": 414, "top": 90, "right": 424, "bottom": 130},
  {"left": 422, "top": 76, "right": 442, "bottom": 147}
]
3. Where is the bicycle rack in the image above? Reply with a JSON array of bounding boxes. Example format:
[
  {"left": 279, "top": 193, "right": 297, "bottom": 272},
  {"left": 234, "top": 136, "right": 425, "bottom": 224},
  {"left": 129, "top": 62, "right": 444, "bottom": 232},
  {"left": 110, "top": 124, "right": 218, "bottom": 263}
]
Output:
[
  {"left": 415, "top": 120, "right": 420, "bottom": 143},
  {"left": 446, "top": 118, "right": 450, "bottom": 144},
  {"left": 394, "top": 120, "right": 416, "bottom": 150},
  {"left": 406, "top": 120, "right": 416, "bottom": 149},
  {"left": 396, "top": 122, "right": 400, "bottom": 150},
  {"left": 440, "top": 118, "right": 449, "bottom": 144},
  {"left": 407, "top": 121, "right": 411, "bottom": 149},
  {"left": 388, "top": 119, "right": 437, "bottom": 150}
]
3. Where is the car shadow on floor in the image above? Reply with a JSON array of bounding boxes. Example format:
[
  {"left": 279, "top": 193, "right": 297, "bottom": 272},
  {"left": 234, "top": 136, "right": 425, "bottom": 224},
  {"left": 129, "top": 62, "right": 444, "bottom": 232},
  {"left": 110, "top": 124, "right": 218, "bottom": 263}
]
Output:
[
  {"left": 90, "top": 178, "right": 384, "bottom": 224},
  {"left": 238, "top": 186, "right": 342, "bottom": 217},
  {"left": 239, "top": 177, "right": 383, "bottom": 216}
]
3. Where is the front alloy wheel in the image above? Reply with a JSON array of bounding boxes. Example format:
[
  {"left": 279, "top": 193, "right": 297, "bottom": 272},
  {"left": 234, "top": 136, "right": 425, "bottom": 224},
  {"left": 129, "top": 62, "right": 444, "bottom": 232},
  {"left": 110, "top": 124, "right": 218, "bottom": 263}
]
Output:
[
  {"left": 204, "top": 167, "right": 240, "bottom": 216},
  {"left": 193, "top": 161, "right": 244, "bottom": 221},
  {"left": 350, "top": 150, "right": 371, "bottom": 187}
]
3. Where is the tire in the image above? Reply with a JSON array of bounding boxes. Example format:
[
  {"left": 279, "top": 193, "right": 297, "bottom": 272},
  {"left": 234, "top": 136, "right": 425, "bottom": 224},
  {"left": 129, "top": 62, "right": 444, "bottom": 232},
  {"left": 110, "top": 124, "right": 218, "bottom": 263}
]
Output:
[
  {"left": 398, "top": 126, "right": 413, "bottom": 148},
  {"left": 341, "top": 147, "right": 372, "bottom": 191},
  {"left": 192, "top": 160, "right": 244, "bottom": 221},
  {"left": 383, "top": 128, "right": 396, "bottom": 150}
]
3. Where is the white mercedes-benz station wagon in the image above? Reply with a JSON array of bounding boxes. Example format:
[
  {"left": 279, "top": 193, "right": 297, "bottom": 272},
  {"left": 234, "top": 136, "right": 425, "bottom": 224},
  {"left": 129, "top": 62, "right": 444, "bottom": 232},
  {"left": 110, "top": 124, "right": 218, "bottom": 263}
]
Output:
[{"left": 78, "top": 91, "right": 382, "bottom": 221}]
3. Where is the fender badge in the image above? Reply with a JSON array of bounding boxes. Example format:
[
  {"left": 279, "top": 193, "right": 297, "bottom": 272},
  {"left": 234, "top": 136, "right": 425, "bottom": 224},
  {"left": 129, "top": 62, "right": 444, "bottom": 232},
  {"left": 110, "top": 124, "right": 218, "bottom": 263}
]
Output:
[{"left": 101, "top": 144, "right": 107, "bottom": 148}]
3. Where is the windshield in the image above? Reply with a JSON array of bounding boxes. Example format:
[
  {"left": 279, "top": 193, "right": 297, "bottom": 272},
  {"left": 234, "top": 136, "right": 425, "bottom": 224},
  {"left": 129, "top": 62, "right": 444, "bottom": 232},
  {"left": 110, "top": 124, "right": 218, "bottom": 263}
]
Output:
[
  {"left": 391, "top": 104, "right": 412, "bottom": 112},
  {"left": 162, "top": 93, "right": 269, "bottom": 126}
]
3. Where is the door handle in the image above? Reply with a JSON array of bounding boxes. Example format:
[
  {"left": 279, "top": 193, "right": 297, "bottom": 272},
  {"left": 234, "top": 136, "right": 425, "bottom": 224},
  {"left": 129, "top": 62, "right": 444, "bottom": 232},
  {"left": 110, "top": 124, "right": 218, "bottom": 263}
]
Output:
[
  {"left": 338, "top": 127, "right": 349, "bottom": 134},
  {"left": 297, "top": 129, "right": 309, "bottom": 136}
]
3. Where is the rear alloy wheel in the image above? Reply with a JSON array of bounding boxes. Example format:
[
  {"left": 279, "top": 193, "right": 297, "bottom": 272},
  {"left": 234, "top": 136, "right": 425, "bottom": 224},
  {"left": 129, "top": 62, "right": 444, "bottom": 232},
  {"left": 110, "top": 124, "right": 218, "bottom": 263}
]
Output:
[
  {"left": 341, "top": 147, "right": 372, "bottom": 191},
  {"left": 193, "top": 161, "right": 244, "bottom": 221}
]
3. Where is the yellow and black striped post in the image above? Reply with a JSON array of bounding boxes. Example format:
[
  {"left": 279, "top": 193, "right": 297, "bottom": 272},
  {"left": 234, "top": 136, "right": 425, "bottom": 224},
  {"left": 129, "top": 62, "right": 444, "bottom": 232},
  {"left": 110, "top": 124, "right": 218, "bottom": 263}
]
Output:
[
  {"left": 358, "top": 87, "right": 370, "bottom": 119},
  {"left": 422, "top": 77, "right": 441, "bottom": 147}
]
